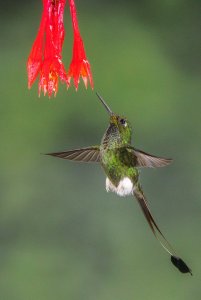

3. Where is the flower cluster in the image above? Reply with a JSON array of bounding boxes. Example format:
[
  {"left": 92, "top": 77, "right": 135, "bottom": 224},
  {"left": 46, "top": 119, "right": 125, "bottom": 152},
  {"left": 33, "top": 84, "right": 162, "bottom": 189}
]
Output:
[{"left": 27, "top": 0, "right": 93, "bottom": 96}]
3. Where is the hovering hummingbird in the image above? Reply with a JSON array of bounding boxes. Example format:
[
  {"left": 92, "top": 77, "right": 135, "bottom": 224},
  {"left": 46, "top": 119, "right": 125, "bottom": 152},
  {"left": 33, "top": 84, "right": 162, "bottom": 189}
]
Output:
[{"left": 47, "top": 93, "right": 192, "bottom": 275}]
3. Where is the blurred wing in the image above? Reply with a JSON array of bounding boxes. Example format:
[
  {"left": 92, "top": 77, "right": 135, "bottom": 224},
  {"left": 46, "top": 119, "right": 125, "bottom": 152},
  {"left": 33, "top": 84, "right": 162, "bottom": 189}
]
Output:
[
  {"left": 46, "top": 146, "right": 100, "bottom": 162},
  {"left": 128, "top": 147, "right": 172, "bottom": 168}
]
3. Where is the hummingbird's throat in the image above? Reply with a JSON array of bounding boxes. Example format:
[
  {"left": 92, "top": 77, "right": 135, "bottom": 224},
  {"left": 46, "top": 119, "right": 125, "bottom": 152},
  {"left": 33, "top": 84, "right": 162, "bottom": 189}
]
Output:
[{"left": 106, "top": 177, "right": 133, "bottom": 197}]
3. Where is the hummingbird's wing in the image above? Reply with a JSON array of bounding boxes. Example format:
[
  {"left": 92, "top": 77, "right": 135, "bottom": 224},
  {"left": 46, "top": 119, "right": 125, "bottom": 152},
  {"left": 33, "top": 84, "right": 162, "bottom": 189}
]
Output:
[
  {"left": 133, "top": 184, "right": 192, "bottom": 275},
  {"left": 128, "top": 147, "right": 172, "bottom": 168},
  {"left": 46, "top": 146, "right": 100, "bottom": 162}
]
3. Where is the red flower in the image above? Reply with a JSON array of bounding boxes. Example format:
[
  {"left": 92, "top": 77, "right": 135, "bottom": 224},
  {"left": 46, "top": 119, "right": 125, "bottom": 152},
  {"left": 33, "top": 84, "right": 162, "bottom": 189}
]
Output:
[
  {"left": 39, "top": 0, "right": 69, "bottom": 96},
  {"left": 67, "top": 0, "right": 94, "bottom": 90},
  {"left": 27, "top": 0, "right": 93, "bottom": 96},
  {"left": 27, "top": 0, "right": 68, "bottom": 96},
  {"left": 27, "top": 0, "right": 47, "bottom": 90}
]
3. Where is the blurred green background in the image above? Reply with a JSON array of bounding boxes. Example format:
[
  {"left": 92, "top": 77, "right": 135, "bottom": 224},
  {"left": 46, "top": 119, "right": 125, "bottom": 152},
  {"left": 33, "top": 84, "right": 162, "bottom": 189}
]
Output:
[{"left": 1, "top": 0, "right": 201, "bottom": 299}]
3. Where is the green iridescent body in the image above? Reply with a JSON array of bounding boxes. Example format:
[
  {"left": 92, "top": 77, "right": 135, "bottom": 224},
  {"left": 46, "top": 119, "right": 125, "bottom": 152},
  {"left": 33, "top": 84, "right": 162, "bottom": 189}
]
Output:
[
  {"left": 47, "top": 93, "right": 192, "bottom": 275},
  {"left": 100, "top": 116, "right": 139, "bottom": 187},
  {"left": 101, "top": 148, "right": 139, "bottom": 187}
]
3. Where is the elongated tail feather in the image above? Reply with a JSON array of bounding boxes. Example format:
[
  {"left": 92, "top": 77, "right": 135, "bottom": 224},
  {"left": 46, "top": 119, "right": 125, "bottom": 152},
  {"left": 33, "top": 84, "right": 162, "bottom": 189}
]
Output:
[{"left": 133, "top": 184, "right": 192, "bottom": 275}]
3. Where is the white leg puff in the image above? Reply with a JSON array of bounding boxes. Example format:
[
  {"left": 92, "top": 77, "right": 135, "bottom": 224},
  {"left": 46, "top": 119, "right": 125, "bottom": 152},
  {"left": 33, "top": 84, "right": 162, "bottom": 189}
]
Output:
[{"left": 106, "top": 177, "right": 133, "bottom": 197}]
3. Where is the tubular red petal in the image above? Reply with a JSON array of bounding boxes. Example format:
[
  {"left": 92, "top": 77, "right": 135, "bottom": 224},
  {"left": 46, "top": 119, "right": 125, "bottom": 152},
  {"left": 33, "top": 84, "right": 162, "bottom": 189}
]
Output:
[
  {"left": 67, "top": 0, "right": 93, "bottom": 89},
  {"left": 27, "top": 1, "right": 48, "bottom": 88}
]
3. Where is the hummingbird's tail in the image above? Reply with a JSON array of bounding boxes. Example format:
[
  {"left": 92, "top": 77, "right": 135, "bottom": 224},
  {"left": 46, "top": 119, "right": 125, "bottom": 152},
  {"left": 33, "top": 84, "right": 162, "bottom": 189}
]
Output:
[{"left": 133, "top": 184, "right": 192, "bottom": 275}]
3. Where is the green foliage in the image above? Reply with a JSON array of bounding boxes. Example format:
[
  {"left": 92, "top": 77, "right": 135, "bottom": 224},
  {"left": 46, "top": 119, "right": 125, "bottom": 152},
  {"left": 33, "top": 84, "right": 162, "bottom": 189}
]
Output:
[{"left": 0, "top": 1, "right": 200, "bottom": 299}]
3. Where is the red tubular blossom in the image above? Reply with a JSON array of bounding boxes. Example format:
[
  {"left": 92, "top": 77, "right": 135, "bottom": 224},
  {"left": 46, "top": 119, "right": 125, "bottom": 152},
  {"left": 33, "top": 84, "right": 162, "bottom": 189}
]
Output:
[
  {"left": 27, "top": 0, "right": 93, "bottom": 96},
  {"left": 67, "top": 0, "right": 94, "bottom": 90},
  {"left": 39, "top": 0, "right": 68, "bottom": 96},
  {"left": 27, "top": 0, "right": 48, "bottom": 89},
  {"left": 27, "top": 0, "right": 68, "bottom": 96}
]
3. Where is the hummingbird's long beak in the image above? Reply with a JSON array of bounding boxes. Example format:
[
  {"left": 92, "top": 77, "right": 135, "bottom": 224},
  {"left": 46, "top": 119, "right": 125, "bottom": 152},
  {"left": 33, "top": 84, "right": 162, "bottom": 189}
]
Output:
[{"left": 96, "top": 92, "right": 113, "bottom": 115}]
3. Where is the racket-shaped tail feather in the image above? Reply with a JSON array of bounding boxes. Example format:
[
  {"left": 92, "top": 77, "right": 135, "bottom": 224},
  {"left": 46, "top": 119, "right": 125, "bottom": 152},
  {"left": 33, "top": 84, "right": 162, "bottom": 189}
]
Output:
[{"left": 133, "top": 184, "right": 192, "bottom": 275}]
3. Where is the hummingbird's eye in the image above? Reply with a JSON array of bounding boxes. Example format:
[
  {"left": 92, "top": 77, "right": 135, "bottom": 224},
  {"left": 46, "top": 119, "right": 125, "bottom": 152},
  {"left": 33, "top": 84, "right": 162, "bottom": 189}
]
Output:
[{"left": 120, "top": 118, "right": 127, "bottom": 126}]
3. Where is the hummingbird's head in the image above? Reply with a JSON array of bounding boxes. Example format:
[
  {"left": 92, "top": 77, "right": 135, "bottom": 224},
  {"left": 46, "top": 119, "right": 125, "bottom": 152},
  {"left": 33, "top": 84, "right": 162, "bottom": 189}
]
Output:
[
  {"left": 110, "top": 114, "right": 132, "bottom": 145},
  {"left": 96, "top": 93, "right": 132, "bottom": 146}
]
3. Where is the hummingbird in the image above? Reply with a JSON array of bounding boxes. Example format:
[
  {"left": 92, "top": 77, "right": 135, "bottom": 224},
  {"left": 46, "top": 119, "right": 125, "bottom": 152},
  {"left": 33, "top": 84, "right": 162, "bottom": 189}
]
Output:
[{"left": 47, "top": 93, "right": 192, "bottom": 275}]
